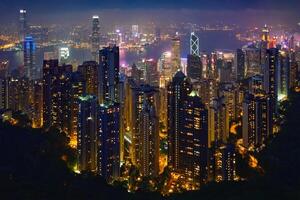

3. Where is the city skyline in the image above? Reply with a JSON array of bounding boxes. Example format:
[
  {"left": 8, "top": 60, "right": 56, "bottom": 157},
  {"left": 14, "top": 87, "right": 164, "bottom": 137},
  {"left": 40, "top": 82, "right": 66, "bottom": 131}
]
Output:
[{"left": 0, "top": 1, "right": 300, "bottom": 199}]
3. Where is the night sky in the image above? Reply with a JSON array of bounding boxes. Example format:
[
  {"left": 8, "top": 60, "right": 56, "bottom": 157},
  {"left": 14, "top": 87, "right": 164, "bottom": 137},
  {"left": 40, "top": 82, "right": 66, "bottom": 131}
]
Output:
[
  {"left": 1, "top": 0, "right": 299, "bottom": 10},
  {"left": 0, "top": 0, "right": 299, "bottom": 25}
]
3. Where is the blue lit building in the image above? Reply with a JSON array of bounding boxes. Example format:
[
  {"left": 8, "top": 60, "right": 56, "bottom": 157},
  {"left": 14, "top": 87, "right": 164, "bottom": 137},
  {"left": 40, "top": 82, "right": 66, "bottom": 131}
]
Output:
[{"left": 24, "top": 36, "right": 38, "bottom": 80}]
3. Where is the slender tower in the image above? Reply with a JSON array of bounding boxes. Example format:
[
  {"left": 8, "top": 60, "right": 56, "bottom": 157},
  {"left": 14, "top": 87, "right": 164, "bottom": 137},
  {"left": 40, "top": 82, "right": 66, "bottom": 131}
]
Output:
[{"left": 91, "top": 15, "right": 100, "bottom": 63}]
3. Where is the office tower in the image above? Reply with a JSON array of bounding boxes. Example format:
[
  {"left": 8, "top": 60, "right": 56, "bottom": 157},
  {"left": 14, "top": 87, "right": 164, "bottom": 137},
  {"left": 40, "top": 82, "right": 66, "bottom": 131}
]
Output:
[
  {"left": 190, "top": 32, "right": 199, "bottom": 56},
  {"left": 167, "top": 71, "right": 192, "bottom": 170},
  {"left": 242, "top": 93, "right": 271, "bottom": 148},
  {"left": 234, "top": 49, "right": 245, "bottom": 81},
  {"left": 144, "top": 59, "right": 160, "bottom": 87},
  {"left": 158, "top": 51, "right": 173, "bottom": 88},
  {"left": 187, "top": 54, "right": 202, "bottom": 81},
  {"left": 98, "top": 102, "right": 120, "bottom": 181},
  {"left": 264, "top": 48, "right": 279, "bottom": 117},
  {"left": 214, "top": 144, "right": 236, "bottom": 182},
  {"left": 248, "top": 74, "right": 264, "bottom": 95},
  {"left": 171, "top": 35, "right": 181, "bottom": 74},
  {"left": 208, "top": 97, "right": 229, "bottom": 146},
  {"left": 31, "top": 80, "right": 43, "bottom": 128},
  {"left": 24, "top": 36, "right": 38, "bottom": 80},
  {"left": 278, "top": 50, "right": 290, "bottom": 101},
  {"left": 70, "top": 72, "right": 86, "bottom": 144},
  {"left": 19, "top": 9, "right": 27, "bottom": 42},
  {"left": 180, "top": 91, "right": 209, "bottom": 184},
  {"left": 91, "top": 16, "right": 100, "bottom": 63},
  {"left": 99, "top": 45, "right": 120, "bottom": 104},
  {"left": 78, "top": 95, "right": 98, "bottom": 172},
  {"left": 0, "top": 79, "right": 8, "bottom": 110},
  {"left": 59, "top": 47, "right": 70, "bottom": 64},
  {"left": 261, "top": 24, "right": 270, "bottom": 43},
  {"left": 138, "top": 98, "right": 159, "bottom": 177},
  {"left": 78, "top": 61, "right": 99, "bottom": 97},
  {"left": 244, "top": 47, "right": 261, "bottom": 77}
]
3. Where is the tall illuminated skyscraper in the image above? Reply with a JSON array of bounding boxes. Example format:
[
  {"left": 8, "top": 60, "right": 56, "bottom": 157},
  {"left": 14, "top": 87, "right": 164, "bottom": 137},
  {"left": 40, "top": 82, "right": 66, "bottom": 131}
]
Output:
[
  {"left": 278, "top": 50, "right": 290, "bottom": 101},
  {"left": 19, "top": 9, "right": 27, "bottom": 42},
  {"left": 262, "top": 24, "right": 270, "bottom": 42},
  {"left": 129, "top": 84, "right": 159, "bottom": 169},
  {"left": 171, "top": 34, "right": 181, "bottom": 74},
  {"left": 264, "top": 48, "right": 279, "bottom": 117},
  {"left": 98, "top": 102, "right": 120, "bottom": 181},
  {"left": 78, "top": 95, "right": 98, "bottom": 173},
  {"left": 136, "top": 86, "right": 159, "bottom": 177},
  {"left": 190, "top": 32, "right": 199, "bottom": 56},
  {"left": 167, "top": 71, "right": 192, "bottom": 171},
  {"left": 70, "top": 72, "right": 86, "bottom": 140},
  {"left": 99, "top": 45, "right": 120, "bottom": 104},
  {"left": 24, "top": 36, "right": 37, "bottom": 80},
  {"left": 181, "top": 91, "right": 209, "bottom": 184},
  {"left": 91, "top": 16, "right": 100, "bottom": 63}
]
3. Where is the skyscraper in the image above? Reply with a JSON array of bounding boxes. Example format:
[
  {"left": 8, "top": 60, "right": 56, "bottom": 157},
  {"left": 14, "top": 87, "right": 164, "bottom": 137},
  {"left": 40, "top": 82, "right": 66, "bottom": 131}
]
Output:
[
  {"left": 24, "top": 36, "right": 37, "bottom": 80},
  {"left": 42, "top": 55, "right": 72, "bottom": 131},
  {"left": 98, "top": 102, "right": 120, "bottom": 181},
  {"left": 208, "top": 97, "right": 229, "bottom": 145},
  {"left": 70, "top": 72, "right": 86, "bottom": 144},
  {"left": 19, "top": 9, "right": 27, "bottom": 42},
  {"left": 261, "top": 24, "right": 270, "bottom": 43},
  {"left": 91, "top": 16, "right": 100, "bottom": 63},
  {"left": 234, "top": 49, "right": 245, "bottom": 81},
  {"left": 278, "top": 50, "right": 290, "bottom": 101},
  {"left": 180, "top": 91, "right": 209, "bottom": 184},
  {"left": 171, "top": 35, "right": 181, "bottom": 74},
  {"left": 0, "top": 78, "right": 8, "bottom": 110},
  {"left": 78, "top": 61, "right": 99, "bottom": 97},
  {"left": 78, "top": 95, "right": 98, "bottom": 173},
  {"left": 187, "top": 54, "right": 202, "bottom": 81},
  {"left": 43, "top": 56, "right": 59, "bottom": 129},
  {"left": 264, "top": 48, "right": 279, "bottom": 117},
  {"left": 129, "top": 84, "right": 160, "bottom": 170},
  {"left": 138, "top": 101, "right": 159, "bottom": 177},
  {"left": 242, "top": 93, "right": 271, "bottom": 148},
  {"left": 167, "top": 71, "right": 192, "bottom": 170},
  {"left": 190, "top": 32, "right": 199, "bottom": 56},
  {"left": 99, "top": 45, "right": 120, "bottom": 104}
]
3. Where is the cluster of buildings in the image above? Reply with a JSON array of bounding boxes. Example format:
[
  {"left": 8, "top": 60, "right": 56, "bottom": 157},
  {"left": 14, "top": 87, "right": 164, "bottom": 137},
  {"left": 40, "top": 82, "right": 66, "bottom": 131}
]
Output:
[{"left": 1, "top": 10, "right": 300, "bottom": 191}]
